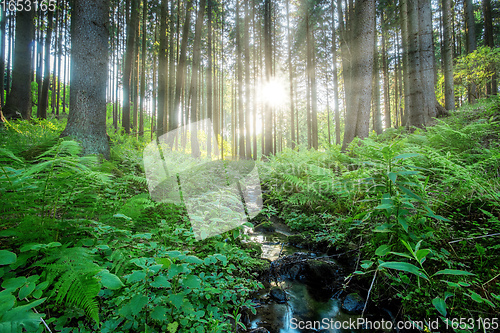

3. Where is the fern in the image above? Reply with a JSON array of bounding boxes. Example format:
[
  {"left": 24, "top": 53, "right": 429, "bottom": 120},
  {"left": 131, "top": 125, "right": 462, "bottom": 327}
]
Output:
[{"left": 35, "top": 246, "right": 102, "bottom": 324}]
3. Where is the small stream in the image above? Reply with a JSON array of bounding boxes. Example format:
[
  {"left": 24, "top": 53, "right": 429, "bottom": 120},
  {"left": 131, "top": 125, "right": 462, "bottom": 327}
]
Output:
[{"left": 242, "top": 222, "right": 371, "bottom": 333}]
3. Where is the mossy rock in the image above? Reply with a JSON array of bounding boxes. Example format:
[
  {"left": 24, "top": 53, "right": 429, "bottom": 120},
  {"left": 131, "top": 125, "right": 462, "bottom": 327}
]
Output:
[
  {"left": 254, "top": 221, "right": 275, "bottom": 232},
  {"left": 287, "top": 234, "right": 307, "bottom": 248}
]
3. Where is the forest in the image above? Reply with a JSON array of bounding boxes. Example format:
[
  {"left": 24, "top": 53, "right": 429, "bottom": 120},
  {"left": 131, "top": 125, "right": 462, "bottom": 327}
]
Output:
[{"left": 0, "top": 0, "right": 499, "bottom": 332}]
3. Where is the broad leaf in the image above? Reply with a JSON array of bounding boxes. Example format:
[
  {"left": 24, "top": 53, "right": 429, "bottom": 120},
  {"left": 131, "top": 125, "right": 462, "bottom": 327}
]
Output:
[
  {"left": 0, "top": 250, "right": 17, "bottom": 265},
  {"left": 378, "top": 261, "right": 429, "bottom": 280},
  {"left": 433, "top": 269, "right": 474, "bottom": 277},
  {"left": 432, "top": 297, "right": 447, "bottom": 316}
]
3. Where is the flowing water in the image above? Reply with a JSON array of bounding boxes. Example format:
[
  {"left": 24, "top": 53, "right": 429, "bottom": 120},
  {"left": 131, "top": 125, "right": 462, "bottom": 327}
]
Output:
[{"left": 243, "top": 223, "right": 366, "bottom": 333}]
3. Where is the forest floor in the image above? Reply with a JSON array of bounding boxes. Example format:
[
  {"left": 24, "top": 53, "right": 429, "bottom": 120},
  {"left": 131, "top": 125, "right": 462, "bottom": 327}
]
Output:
[{"left": 1, "top": 98, "right": 500, "bottom": 333}]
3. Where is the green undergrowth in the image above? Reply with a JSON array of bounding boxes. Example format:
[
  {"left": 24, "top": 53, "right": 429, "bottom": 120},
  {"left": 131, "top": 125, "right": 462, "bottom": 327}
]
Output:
[
  {"left": 0, "top": 120, "right": 264, "bottom": 332},
  {"left": 259, "top": 98, "right": 500, "bottom": 330}
]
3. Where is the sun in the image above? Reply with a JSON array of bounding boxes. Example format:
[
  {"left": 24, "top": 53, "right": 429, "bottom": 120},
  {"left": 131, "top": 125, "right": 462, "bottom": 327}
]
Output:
[{"left": 261, "top": 78, "right": 287, "bottom": 108}]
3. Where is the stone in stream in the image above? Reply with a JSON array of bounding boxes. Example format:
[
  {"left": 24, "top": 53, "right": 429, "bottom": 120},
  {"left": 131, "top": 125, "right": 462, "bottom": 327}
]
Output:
[
  {"left": 254, "top": 221, "right": 276, "bottom": 232},
  {"left": 248, "top": 328, "right": 270, "bottom": 333},
  {"left": 342, "top": 293, "right": 365, "bottom": 314},
  {"left": 269, "top": 286, "right": 287, "bottom": 303}
]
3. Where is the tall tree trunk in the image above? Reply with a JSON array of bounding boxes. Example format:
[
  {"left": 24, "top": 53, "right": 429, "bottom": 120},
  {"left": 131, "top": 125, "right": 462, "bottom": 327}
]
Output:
[
  {"left": 407, "top": 0, "right": 425, "bottom": 127},
  {"left": 4, "top": 8, "right": 34, "bottom": 119},
  {"left": 372, "top": 14, "right": 382, "bottom": 134},
  {"left": 0, "top": 6, "right": 5, "bottom": 107},
  {"left": 442, "top": 0, "right": 455, "bottom": 109},
  {"left": 157, "top": 0, "right": 168, "bottom": 137},
  {"left": 382, "top": 13, "right": 391, "bottom": 128},
  {"left": 332, "top": 1, "right": 341, "bottom": 145},
  {"left": 207, "top": 0, "right": 213, "bottom": 158},
  {"left": 244, "top": 0, "right": 252, "bottom": 158},
  {"left": 419, "top": 0, "right": 447, "bottom": 119},
  {"left": 286, "top": 0, "right": 295, "bottom": 149},
  {"left": 483, "top": 0, "right": 496, "bottom": 95},
  {"left": 264, "top": 0, "right": 273, "bottom": 156},
  {"left": 39, "top": 9, "right": 54, "bottom": 119},
  {"left": 189, "top": 0, "right": 206, "bottom": 158},
  {"left": 61, "top": 0, "right": 110, "bottom": 159},
  {"left": 139, "top": 0, "right": 147, "bottom": 137},
  {"left": 171, "top": 0, "right": 193, "bottom": 134},
  {"left": 464, "top": 0, "right": 477, "bottom": 103},
  {"left": 400, "top": 0, "right": 411, "bottom": 126},
  {"left": 236, "top": 0, "right": 245, "bottom": 158},
  {"left": 122, "top": 0, "right": 139, "bottom": 133},
  {"left": 341, "top": 0, "right": 375, "bottom": 150}
]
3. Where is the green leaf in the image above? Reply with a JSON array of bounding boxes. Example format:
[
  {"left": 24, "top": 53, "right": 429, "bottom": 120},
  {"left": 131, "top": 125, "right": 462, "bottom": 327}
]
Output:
[
  {"left": 387, "top": 172, "right": 398, "bottom": 183},
  {"left": 182, "top": 275, "right": 201, "bottom": 289},
  {"left": 0, "top": 250, "right": 17, "bottom": 265},
  {"left": 167, "top": 293, "right": 185, "bottom": 309},
  {"left": 126, "top": 270, "right": 147, "bottom": 283},
  {"left": 150, "top": 306, "right": 168, "bottom": 322},
  {"left": 397, "top": 217, "right": 409, "bottom": 232},
  {"left": 360, "top": 260, "right": 373, "bottom": 269},
  {"left": 468, "top": 291, "right": 483, "bottom": 303},
  {"left": 432, "top": 297, "right": 447, "bottom": 316},
  {"left": 393, "top": 153, "right": 420, "bottom": 160},
  {"left": 150, "top": 275, "right": 171, "bottom": 288},
  {"left": 97, "top": 270, "right": 124, "bottom": 290},
  {"left": 2, "top": 277, "right": 27, "bottom": 290},
  {"left": 375, "top": 245, "right": 391, "bottom": 257},
  {"left": 0, "top": 294, "right": 16, "bottom": 313},
  {"left": 113, "top": 213, "right": 132, "bottom": 221},
  {"left": 415, "top": 249, "right": 431, "bottom": 264},
  {"left": 378, "top": 261, "right": 429, "bottom": 280},
  {"left": 184, "top": 255, "right": 203, "bottom": 265},
  {"left": 18, "top": 282, "right": 36, "bottom": 299},
  {"left": 390, "top": 252, "right": 413, "bottom": 260},
  {"left": 433, "top": 269, "right": 474, "bottom": 277},
  {"left": 374, "top": 223, "right": 393, "bottom": 233},
  {"left": 401, "top": 239, "right": 415, "bottom": 256},
  {"left": 119, "top": 294, "right": 149, "bottom": 317},
  {"left": 167, "top": 321, "right": 179, "bottom": 333},
  {"left": 156, "top": 258, "right": 172, "bottom": 269}
]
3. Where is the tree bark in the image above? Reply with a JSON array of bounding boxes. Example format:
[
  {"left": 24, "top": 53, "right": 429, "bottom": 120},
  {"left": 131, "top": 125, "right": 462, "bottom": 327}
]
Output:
[
  {"left": 39, "top": 9, "right": 54, "bottom": 119},
  {"left": 189, "top": 0, "right": 206, "bottom": 158},
  {"left": 4, "top": 8, "right": 34, "bottom": 119},
  {"left": 442, "top": 0, "right": 455, "bottom": 109},
  {"left": 61, "top": 0, "right": 110, "bottom": 159},
  {"left": 122, "top": 0, "right": 139, "bottom": 133},
  {"left": 342, "top": 0, "right": 375, "bottom": 150},
  {"left": 483, "top": 0, "right": 496, "bottom": 95},
  {"left": 464, "top": 0, "right": 477, "bottom": 103}
]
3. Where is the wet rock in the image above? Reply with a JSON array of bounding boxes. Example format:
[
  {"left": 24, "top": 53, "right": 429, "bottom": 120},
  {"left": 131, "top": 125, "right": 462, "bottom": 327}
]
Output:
[
  {"left": 270, "top": 286, "right": 287, "bottom": 303},
  {"left": 254, "top": 221, "right": 276, "bottom": 233},
  {"left": 342, "top": 293, "right": 365, "bottom": 314},
  {"left": 287, "top": 234, "right": 308, "bottom": 249},
  {"left": 248, "top": 328, "right": 270, "bottom": 333}
]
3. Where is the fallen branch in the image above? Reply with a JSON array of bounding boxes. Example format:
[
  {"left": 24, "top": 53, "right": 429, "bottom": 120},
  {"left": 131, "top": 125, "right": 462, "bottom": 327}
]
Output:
[{"left": 448, "top": 233, "right": 500, "bottom": 244}]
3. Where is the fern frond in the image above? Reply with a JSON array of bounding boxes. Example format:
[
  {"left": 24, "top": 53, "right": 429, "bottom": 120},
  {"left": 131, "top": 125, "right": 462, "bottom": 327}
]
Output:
[{"left": 35, "top": 246, "right": 102, "bottom": 323}]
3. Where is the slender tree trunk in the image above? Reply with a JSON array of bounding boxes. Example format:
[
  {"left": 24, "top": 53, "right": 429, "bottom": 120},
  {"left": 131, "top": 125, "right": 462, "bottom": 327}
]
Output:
[
  {"left": 0, "top": 6, "right": 5, "bottom": 107},
  {"left": 400, "top": 0, "right": 411, "bottom": 126},
  {"left": 286, "top": 0, "right": 295, "bottom": 149},
  {"left": 4, "top": 8, "right": 34, "bottom": 119},
  {"left": 372, "top": 13, "right": 382, "bottom": 134},
  {"left": 464, "top": 0, "right": 477, "bottom": 103},
  {"left": 443, "top": 0, "right": 455, "bottom": 109},
  {"left": 171, "top": 0, "right": 193, "bottom": 134},
  {"left": 236, "top": 0, "right": 245, "bottom": 158},
  {"left": 207, "top": 0, "right": 213, "bottom": 158},
  {"left": 39, "top": 9, "right": 54, "bottom": 119},
  {"left": 332, "top": 1, "right": 341, "bottom": 145},
  {"left": 382, "top": 13, "right": 391, "bottom": 128},
  {"left": 123, "top": 0, "right": 139, "bottom": 133},
  {"left": 244, "top": 0, "right": 252, "bottom": 158},
  {"left": 139, "top": 0, "right": 147, "bottom": 137},
  {"left": 483, "top": 0, "right": 496, "bottom": 95},
  {"left": 264, "top": 0, "right": 273, "bottom": 156},
  {"left": 189, "top": 0, "right": 206, "bottom": 158}
]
